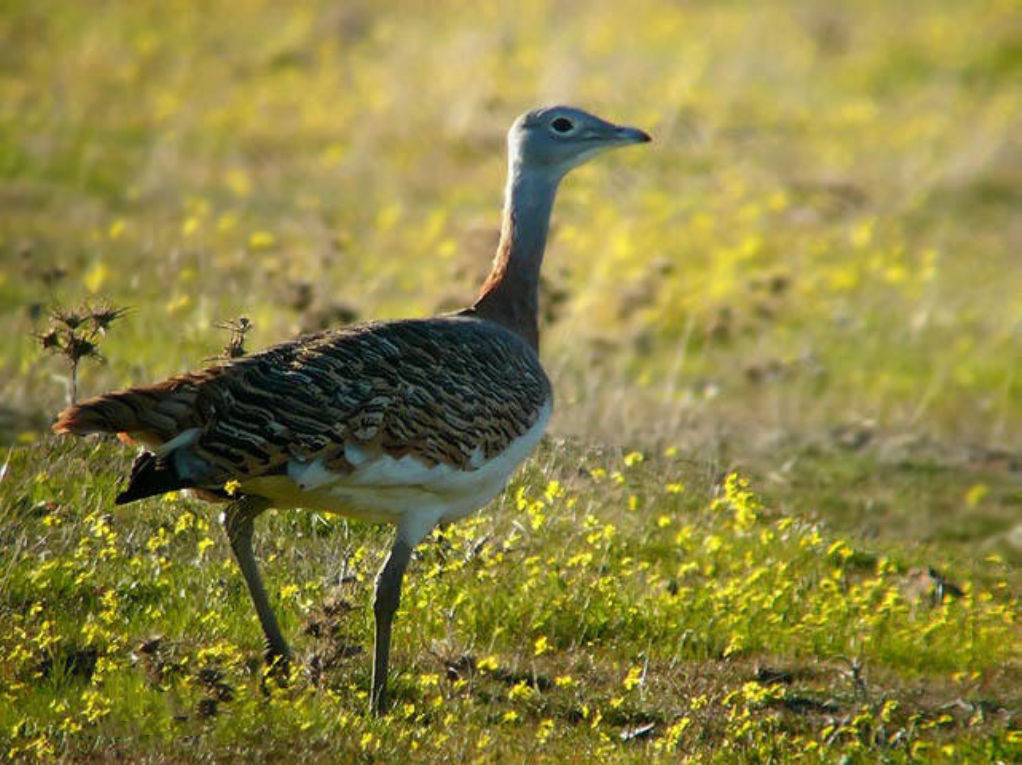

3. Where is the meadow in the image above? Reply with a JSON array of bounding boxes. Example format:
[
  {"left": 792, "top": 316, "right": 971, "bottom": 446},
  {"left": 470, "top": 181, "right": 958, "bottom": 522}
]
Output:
[{"left": 1, "top": 0, "right": 1019, "bottom": 760}]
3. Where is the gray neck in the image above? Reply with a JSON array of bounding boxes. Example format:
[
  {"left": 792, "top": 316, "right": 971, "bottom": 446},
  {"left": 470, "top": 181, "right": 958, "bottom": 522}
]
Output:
[{"left": 473, "top": 162, "right": 561, "bottom": 350}]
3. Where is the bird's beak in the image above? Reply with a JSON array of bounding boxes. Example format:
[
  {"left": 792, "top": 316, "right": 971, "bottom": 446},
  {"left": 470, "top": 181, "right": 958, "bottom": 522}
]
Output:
[{"left": 613, "top": 125, "right": 652, "bottom": 144}]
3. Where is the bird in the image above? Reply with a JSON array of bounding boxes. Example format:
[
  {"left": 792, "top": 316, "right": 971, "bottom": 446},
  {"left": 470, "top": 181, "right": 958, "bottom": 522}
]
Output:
[{"left": 52, "top": 105, "right": 651, "bottom": 713}]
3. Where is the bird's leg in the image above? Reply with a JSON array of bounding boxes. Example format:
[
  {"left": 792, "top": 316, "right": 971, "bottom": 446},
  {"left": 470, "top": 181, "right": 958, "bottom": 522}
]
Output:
[
  {"left": 222, "top": 496, "right": 291, "bottom": 681},
  {"left": 370, "top": 536, "right": 413, "bottom": 715}
]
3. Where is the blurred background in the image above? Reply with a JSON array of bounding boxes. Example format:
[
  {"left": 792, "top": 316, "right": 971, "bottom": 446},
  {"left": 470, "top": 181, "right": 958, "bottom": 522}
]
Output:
[{"left": 2, "top": 0, "right": 1020, "bottom": 460}]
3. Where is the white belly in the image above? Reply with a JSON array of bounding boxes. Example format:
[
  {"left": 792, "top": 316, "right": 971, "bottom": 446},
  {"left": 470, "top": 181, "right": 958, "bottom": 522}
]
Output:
[{"left": 239, "top": 400, "right": 552, "bottom": 526}]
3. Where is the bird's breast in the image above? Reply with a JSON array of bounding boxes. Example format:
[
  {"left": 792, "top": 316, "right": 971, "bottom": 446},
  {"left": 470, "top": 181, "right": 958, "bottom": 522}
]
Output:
[{"left": 239, "top": 398, "right": 553, "bottom": 525}]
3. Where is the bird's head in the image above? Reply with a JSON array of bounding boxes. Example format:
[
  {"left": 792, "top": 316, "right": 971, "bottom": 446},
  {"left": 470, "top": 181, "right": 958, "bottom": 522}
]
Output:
[{"left": 508, "top": 105, "right": 651, "bottom": 178}]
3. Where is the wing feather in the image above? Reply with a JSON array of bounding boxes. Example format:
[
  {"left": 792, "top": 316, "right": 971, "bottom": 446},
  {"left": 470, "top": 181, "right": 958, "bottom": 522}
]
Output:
[{"left": 54, "top": 317, "right": 551, "bottom": 501}]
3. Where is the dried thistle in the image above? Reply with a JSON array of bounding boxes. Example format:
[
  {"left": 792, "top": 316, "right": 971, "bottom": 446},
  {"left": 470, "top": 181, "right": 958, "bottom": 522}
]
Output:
[
  {"left": 37, "top": 299, "right": 129, "bottom": 405},
  {"left": 37, "top": 328, "right": 63, "bottom": 351},
  {"left": 51, "top": 307, "right": 88, "bottom": 331},
  {"left": 89, "top": 303, "right": 130, "bottom": 333},
  {"left": 64, "top": 334, "right": 101, "bottom": 364}
]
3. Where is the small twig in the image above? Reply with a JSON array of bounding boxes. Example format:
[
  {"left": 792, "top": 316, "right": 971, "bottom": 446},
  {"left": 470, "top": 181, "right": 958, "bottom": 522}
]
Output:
[
  {"left": 837, "top": 655, "right": 869, "bottom": 701},
  {"left": 207, "top": 316, "right": 252, "bottom": 361}
]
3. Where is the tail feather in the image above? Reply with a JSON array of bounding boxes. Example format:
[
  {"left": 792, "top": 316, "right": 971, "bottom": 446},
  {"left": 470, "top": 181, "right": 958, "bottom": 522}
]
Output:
[
  {"left": 115, "top": 452, "right": 192, "bottom": 505},
  {"left": 53, "top": 394, "right": 140, "bottom": 436},
  {"left": 53, "top": 371, "right": 229, "bottom": 505},
  {"left": 52, "top": 375, "right": 210, "bottom": 443}
]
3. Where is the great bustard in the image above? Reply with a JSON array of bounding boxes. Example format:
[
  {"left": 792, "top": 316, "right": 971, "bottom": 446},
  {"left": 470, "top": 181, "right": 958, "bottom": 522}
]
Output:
[{"left": 53, "top": 106, "right": 650, "bottom": 713}]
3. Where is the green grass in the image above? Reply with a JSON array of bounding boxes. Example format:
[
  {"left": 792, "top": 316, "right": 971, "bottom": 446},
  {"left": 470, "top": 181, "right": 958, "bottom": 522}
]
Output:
[
  {"left": 1, "top": 0, "right": 1019, "bottom": 761},
  {"left": 3, "top": 440, "right": 1019, "bottom": 761}
]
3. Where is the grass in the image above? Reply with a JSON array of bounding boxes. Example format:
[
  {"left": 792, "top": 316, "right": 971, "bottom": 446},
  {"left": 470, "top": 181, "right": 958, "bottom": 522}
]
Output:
[
  {"left": 1, "top": 0, "right": 1019, "bottom": 761},
  {"left": 3, "top": 440, "right": 1018, "bottom": 761}
]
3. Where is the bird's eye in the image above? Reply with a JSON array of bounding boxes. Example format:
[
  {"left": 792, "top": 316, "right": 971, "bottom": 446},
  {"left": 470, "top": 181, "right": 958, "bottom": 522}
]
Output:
[{"left": 550, "top": 117, "right": 575, "bottom": 134}]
